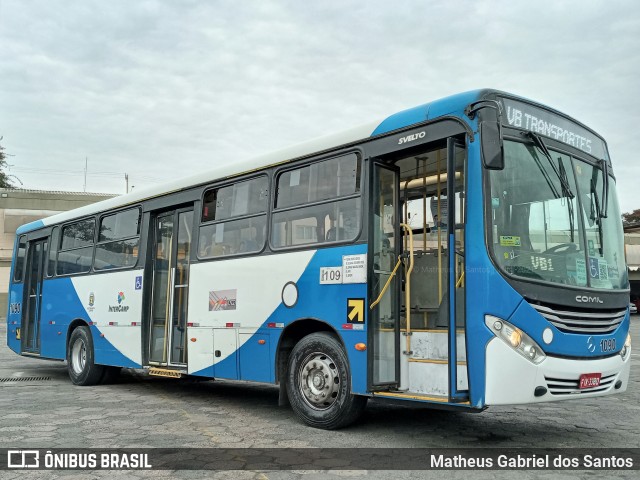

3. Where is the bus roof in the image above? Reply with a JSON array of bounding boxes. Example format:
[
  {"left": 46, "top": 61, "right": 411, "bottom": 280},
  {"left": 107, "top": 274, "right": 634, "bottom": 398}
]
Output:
[{"left": 17, "top": 89, "right": 489, "bottom": 234}]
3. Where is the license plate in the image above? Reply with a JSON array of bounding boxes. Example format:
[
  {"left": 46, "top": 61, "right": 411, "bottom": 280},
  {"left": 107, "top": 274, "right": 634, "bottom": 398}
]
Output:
[{"left": 579, "top": 373, "right": 601, "bottom": 389}]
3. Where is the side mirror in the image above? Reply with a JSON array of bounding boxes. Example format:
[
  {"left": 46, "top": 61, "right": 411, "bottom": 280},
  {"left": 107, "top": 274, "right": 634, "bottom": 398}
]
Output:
[{"left": 480, "top": 121, "right": 504, "bottom": 170}]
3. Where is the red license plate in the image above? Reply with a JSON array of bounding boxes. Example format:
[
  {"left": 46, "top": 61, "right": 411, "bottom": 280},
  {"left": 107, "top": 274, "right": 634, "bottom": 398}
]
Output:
[{"left": 579, "top": 373, "right": 602, "bottom": 389}]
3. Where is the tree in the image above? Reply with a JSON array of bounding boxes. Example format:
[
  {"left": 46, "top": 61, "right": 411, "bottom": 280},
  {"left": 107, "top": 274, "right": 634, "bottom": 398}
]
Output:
[
  {"left": 622, "top": 209, "right": 640, "bottom": 226},
  {"left": 0, "top": 137, "right": 16, "bottom": 188}
]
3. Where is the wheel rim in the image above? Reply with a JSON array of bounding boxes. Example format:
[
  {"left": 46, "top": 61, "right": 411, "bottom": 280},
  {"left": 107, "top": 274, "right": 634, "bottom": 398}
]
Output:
[
  {"left": 71, "top": 338, "right": 86, "bottom": 375},
  {"left": 298, "top": 351, "right": 340, "bottom": 410}
]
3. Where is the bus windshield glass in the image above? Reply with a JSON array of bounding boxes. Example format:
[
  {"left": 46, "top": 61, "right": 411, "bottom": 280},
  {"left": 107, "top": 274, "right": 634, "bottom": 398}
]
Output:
[{"left": 489, "top": 139, "right": 627, "bottom": 290}]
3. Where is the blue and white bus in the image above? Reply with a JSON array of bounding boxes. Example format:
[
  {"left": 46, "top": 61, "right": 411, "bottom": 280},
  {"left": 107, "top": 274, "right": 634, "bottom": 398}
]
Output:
[{"left": 6, "top": 89, "right": 631, "bottom": 429}]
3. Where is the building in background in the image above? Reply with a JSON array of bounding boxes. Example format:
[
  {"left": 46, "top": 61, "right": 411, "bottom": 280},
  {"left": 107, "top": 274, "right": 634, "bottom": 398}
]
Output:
[
  {"left": 625, "top": 223, "right": 640, "bottom": 306},
  {"left": 0, "top": 188, "right": 116, "bottom": 316}
]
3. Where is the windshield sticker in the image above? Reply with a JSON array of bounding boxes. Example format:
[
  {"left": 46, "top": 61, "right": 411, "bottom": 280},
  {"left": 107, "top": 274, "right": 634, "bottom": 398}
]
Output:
[
  {"left": 531, "top": 255, "right": 554, "bottom": 272},
  {"left": 598, "top": 259, "right": 609, "bottom": 280},
  {"left": 500, "top": 235, "right": 521, "bottom": 247},
  {"left": 608, "top": 265, "right": 620, "bottom": 279},
  {"left": 588, "top": 257, "right": 609, "bottom": 280},
  {"left": 575, "top": 258, "right": 587, "bottom": 285},
  {"left": 492, "top": 197, "right": 500, "bottom": 209},
  {"left": 588, "top": 240, "right": 596, "bottom": 257}
]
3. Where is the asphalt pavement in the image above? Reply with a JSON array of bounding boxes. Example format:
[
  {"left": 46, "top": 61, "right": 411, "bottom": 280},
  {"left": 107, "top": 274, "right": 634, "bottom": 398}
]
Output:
[{"left": 1, "top": 318, "right": 638, "bottom": 479}]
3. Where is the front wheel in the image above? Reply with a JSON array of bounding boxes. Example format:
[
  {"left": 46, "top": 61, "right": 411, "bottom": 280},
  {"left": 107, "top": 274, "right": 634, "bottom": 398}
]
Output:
[
  {"left": 286, "top": 332, "right": 367, "bottom": 429},
  {"left": 68, "top": 326, "right": 104, "bottom": 386}
]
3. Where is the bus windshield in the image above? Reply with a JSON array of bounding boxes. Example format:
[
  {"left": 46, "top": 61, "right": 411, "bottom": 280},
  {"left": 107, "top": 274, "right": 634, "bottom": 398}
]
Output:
[{"left": 489, "top": 139, "right": 628, "bottom": 290}]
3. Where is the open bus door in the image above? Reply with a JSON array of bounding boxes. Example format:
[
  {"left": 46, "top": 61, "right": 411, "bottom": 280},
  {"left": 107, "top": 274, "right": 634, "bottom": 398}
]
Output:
[
  {"left": 368, "top": 137, "right": 469, "bottom": 403},
  {"left": 368, "top": 161, "right": 401, "bottom": 390}
]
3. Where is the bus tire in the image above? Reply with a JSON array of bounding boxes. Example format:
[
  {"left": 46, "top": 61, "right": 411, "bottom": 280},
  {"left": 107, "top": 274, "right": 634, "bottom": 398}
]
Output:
[
  {"left": 67, "top": 326, "right": 104, "bottom": 386},
  {"left": 286, "top": 332, "right": 367, "bottom": 429}
]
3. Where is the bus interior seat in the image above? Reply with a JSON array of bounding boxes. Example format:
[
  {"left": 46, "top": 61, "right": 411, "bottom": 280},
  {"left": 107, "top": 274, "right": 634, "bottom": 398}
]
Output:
[{"left": 326, "top": 227, "right": 345, "bottom": 241}]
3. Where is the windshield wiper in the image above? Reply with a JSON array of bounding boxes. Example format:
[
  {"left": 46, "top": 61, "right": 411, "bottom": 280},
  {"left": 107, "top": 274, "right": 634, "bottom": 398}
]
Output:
[
  {"left": 526, "top": 132, "right": 575, "bottom": 199},
  {"left": 600, "top": 159, "right": 609, "bottom": 218},
  {"left": 558, "top": 158, "right": 575, "bottom": 242},
  {"left": 526, "top": 144, "right": 561, "bottom": 199},
  {"left": 590, "top": 176, "right": 604, "bottom": 256}
]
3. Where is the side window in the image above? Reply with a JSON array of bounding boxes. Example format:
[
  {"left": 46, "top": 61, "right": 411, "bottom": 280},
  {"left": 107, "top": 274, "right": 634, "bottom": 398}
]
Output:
[
  {"left": 47, "top": 227, "right": 60, "bottom": 277},
  {"left": 94, "top": 208, "right": 141, "bottom": 270},
  {"left": 271, "top": 154, "right": 361, "bottom": 248},
  {"left": 13, "top": 235, "right": 27, "bottom": 282},
  {"left": 57, "top": 218, "right": 95, "bottom": 275},
  {"left": 199, "top": 176, "right": 268, "bottom": 258}
]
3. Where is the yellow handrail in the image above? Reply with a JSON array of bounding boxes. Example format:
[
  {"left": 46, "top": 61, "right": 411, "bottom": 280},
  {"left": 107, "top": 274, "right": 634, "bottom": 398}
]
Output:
[
  {"left": 369, "top": 224, "right": 415, "bottom": 316},
  {"left": 369, "top": 257, "right": 402, "bottom": 310}
]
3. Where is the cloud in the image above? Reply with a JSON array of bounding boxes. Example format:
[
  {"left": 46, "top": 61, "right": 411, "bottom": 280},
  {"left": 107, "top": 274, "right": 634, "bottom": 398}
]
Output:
[{"left": 0, "top": 0, "right": 639, "bottom": 210}]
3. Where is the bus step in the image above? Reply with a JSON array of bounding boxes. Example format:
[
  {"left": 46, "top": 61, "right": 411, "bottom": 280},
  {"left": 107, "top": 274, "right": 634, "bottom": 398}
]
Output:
[
  {"left": 372, "top": 391, "right": 470, "bottom": 405},
  {"left": 148, "top": 368, "right": 183, "bottom": 379}
]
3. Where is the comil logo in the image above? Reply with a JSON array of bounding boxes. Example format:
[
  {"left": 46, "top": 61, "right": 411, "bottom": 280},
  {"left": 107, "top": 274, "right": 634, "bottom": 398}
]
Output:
[
  {"left": 575, "top": 295, "right": 604, "bottom": 304},
  {"left": 8, "top": 450, "right": 39, "bottom": 468}
]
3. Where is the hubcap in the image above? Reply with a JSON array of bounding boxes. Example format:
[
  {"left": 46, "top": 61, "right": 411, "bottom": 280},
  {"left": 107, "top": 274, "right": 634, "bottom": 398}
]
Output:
[
  {"left": 298, "top": 352, "right": 340, "bottom": 410},
  {"left": 71, "top": 338, "right": 86, "bottom": 375}
]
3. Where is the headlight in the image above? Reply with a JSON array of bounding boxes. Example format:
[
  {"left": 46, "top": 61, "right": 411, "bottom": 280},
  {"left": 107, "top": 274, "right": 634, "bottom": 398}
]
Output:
[
  {"left": 621, "top": 333, "right": 631, "bottom": 360},
  {"left": 485, "top": 315, "right": 546, "bottom": 364}
]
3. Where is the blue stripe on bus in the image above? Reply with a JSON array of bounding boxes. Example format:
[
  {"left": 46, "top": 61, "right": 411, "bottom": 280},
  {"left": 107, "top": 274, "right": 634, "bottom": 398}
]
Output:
[
  {"left": 371, "top": 90, "right": 483, "bottom": 137},
  {"left": 6, "top": 283, "right": 24, "bottom": 354},
  {"left": 463, "top": 139, "right": 522, "bottom": 408},
  {"left": 508, "top": 300, "right": 630, "bottom": 358},
  {"left": 16, "top": 219, "right": 46, "bottom": 235},
  {"left": 191, "top": 244, "right": 369, "bottom": 394},
  {"left": 24, "top": 277, "right": 140, "bottom": 367}
]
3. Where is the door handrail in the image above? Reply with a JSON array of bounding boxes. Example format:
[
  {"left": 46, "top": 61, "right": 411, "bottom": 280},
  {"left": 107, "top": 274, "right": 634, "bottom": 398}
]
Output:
[
  {"left": 369, "top": 257, "right": 402, "bottom": 310},
  {"left": 401, "top": 224, "right": 414, "bottom": 362},
  {"left": 369, "top": 224, "right": 414, "bottom": 311}
]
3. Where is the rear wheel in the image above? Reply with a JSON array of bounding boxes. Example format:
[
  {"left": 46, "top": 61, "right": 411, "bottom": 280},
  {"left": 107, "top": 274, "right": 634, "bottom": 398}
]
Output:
[
  {"left": 67, "top": 326, "right": 104, "bottom": 386},
  {"left": 286, "top": 332, "right": 367, "bottom": 429}
]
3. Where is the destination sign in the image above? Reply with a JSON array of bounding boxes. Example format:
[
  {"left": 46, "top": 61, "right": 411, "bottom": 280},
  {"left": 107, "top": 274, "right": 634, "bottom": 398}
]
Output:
[{"left": 499, "top": 98, "right": 608, "bottom": 160}]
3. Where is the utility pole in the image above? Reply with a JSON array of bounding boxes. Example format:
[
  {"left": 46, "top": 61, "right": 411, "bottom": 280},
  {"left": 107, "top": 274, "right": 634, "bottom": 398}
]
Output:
[
  {"left": 83, "top": 157, "right": 88, "bottom": 192},
  {"left": 125, "top": 173, "right": 129, "bottom": 193}
]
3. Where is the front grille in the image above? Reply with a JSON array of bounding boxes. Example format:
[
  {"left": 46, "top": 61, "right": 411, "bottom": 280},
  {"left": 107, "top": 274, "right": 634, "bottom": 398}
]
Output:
[
  {"left": 530, "top": 302, "right": 626, "bottom": 335},
  {"left": 545, "top": 374, "right": 616, "bottom": 395}
]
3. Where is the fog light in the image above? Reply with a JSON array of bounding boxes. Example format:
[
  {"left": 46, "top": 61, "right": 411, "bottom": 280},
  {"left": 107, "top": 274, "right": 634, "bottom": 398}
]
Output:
[{"left": 534, "top": 386, "right": 547, "bottom": 397}]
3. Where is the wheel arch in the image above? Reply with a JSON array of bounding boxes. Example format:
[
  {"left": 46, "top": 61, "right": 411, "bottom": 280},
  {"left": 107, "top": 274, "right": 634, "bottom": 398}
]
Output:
[
  {"left": 275, "top": 318, "right": 345, "bottom": 385},
  {"left": 66, "top": 318, "right": 91, "bottom": 356}
]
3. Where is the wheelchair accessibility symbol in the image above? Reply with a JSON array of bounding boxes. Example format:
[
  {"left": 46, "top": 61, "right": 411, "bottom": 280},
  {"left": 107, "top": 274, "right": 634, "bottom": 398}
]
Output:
[{"left": 135, "top": 276, "right": 143, "bottom": 290}]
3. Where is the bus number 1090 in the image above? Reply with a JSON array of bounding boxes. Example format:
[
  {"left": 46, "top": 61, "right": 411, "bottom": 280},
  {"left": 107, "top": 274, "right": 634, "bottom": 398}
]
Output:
[{"left": 600, "top": 338, "right": 616, "bottom": 353}]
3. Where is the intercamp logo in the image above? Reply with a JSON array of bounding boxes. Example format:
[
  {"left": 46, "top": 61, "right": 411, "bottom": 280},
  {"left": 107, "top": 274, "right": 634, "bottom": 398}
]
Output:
[{"left": 7, "top": 450, "right": 39, "bottom": 468}]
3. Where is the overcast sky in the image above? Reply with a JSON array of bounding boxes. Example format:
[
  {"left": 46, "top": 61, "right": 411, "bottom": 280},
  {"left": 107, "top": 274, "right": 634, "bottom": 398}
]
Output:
[{"left": 1, "top": 1, "right": 639, "bottom": 212}]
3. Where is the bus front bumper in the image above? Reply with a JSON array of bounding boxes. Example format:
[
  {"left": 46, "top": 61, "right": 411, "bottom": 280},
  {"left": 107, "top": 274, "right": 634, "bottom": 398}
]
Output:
[{"left": 485, "top": 337, "right": 631, "bottom": 405}]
